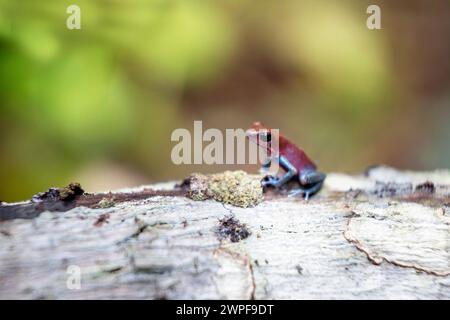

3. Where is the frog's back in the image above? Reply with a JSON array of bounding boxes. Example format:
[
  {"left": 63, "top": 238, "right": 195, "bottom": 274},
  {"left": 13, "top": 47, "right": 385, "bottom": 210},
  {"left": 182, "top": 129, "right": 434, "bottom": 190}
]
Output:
[{"left": 279, "top": 136, "right": 316, "bottom": 172}]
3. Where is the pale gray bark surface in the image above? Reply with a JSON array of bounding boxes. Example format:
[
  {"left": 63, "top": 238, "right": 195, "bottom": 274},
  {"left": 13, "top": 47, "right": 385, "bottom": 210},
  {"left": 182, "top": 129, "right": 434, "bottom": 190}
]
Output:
[{"left": 1, "top": 166, "right": 450, "bottom": 299}]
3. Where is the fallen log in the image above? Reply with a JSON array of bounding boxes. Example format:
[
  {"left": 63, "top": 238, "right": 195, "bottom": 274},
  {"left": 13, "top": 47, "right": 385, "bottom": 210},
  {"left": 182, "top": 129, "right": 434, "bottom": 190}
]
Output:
[{"left": 0, "top": 166, "right": 449, "bottom": 299}]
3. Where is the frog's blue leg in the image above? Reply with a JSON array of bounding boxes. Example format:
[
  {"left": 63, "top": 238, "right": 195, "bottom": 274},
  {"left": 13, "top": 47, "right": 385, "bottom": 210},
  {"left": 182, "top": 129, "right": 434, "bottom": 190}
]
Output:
[
  {"left": 288, "top": 183, "right": 323, "bottom": 200},
  {"left": 289, "top": 170, "right": 326, "bottom": 200},
  {"left": 259, "top": 156, "right": 273, "bottom": 174},
  {"left": 261, "top": 156, "right": 297, "bottom": 188}
]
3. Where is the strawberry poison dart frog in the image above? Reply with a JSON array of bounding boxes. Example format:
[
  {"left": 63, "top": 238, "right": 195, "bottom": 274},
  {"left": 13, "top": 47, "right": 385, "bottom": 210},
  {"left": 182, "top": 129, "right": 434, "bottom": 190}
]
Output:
[{"left": 246, "top": 122, "right": 326, "bottom": 200}]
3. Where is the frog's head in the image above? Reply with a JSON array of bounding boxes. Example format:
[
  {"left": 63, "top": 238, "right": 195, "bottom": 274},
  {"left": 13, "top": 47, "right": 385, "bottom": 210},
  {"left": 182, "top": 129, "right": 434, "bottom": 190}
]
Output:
[{"left": 246, "top": 121, "right": 278, "bottom": 153}]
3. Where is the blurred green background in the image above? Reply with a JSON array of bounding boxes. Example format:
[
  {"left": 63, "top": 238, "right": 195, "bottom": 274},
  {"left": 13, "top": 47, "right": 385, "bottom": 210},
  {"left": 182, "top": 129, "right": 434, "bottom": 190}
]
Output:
[{"left": 1, "top": 0, "right": 449, "bottom": 201}]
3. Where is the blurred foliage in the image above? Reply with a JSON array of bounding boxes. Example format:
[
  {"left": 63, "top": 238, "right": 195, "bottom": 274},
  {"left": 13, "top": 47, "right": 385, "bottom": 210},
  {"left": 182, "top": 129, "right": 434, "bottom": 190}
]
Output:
[{"left": 0, "top": 0, "right": 449, "bottom": 201}]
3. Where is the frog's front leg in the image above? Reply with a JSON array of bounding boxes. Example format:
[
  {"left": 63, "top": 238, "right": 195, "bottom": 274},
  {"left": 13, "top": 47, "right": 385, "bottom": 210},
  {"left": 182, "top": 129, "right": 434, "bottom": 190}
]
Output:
[
  {"left": 261, "top": 155, "right": 297, "bottom": 188},
  {"left": 259, "top": 155, "right": 273, "bottom": 174}
]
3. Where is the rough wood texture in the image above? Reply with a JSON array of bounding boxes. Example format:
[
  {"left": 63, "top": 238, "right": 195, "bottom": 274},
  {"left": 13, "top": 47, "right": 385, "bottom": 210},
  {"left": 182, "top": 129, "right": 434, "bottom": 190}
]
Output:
[{"left": 1, "top": 166, "right": 450, "bottom": 299}]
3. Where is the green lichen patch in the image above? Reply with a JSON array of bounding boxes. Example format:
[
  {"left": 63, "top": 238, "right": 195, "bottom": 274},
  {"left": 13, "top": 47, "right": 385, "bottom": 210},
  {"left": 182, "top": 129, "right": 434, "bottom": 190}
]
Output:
[
  {"left": 184, "top": 171, "right": 263, "bottom": 208},
  {"left": 97, "top": 197, "right": 116, "bottom": 209}
]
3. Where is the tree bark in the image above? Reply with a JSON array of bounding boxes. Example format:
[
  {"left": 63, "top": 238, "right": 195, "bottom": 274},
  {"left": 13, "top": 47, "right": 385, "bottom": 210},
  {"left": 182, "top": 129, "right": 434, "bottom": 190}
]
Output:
[{"left": 1, "top": 166, "right": 449, "bottom": 299}]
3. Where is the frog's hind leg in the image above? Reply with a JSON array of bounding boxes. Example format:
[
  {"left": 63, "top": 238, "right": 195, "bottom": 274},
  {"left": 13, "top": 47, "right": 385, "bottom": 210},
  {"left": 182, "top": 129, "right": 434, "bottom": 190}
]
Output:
[
  {"left": 289, "top": 170, "right": 326, "bottom": 200},
  {"left": 299, "top": 170, "right": 326, "bottom": 185},
  {"left": 288, "top": 182, "right": 323, "bottom": 200}
]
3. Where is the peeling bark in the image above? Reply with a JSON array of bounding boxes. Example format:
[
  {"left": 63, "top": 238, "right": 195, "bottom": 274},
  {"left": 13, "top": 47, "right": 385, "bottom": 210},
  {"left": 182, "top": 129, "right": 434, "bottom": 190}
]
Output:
[{"left": 0, "top": 166, "right": 450, "bottom": 299}]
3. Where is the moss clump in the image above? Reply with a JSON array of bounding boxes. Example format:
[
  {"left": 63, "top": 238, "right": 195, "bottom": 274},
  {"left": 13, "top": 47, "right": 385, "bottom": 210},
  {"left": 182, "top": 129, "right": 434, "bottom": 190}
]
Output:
[
  {"left": 59, "top": 183, "right": 84, "bottom": 201},
  {"left": 185, "top": 171, "right": 263, "bottom": 208},
  {"left": 32, "top": 182, "right": 84, "bottom": 203}
]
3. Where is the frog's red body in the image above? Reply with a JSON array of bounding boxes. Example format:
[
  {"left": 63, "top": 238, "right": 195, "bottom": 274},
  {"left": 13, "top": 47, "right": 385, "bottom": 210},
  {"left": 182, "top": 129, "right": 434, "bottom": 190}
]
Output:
[
  {"left": 246, "top": 121, "right": 325, "bottom": 200},
  {"left": 278, "top": 134, "right": 316, "bottom": 173}
]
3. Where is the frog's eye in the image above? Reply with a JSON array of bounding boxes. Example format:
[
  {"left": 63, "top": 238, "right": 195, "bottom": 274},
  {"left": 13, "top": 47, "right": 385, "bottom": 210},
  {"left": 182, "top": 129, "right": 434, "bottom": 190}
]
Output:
[{"left": 259, "top": 131, "right": 272, "bottom": 142}]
